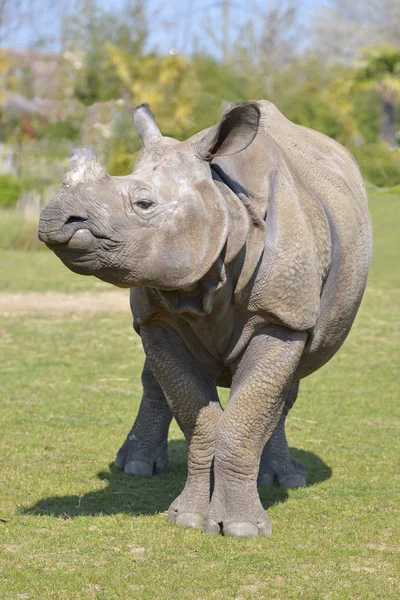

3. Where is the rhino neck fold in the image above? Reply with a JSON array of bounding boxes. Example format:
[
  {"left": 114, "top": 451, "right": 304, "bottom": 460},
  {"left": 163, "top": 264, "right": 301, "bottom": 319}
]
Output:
[
  {"left": 211, "top": 164, "right": 266, "bottom": 296},
  {"left": 155, "top": 257, "right": 227, "bottom": 317}
]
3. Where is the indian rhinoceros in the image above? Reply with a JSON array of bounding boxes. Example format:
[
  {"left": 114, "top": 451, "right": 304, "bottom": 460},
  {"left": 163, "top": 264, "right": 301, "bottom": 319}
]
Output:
[{"left": 38, "top": 100, "right": 372, "bottom": 537}]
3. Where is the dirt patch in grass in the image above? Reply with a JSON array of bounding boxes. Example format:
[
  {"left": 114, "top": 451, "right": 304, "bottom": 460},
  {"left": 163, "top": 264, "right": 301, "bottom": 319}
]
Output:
[{"left": 0, "top": 291, "right": 130, "bottom": 314}]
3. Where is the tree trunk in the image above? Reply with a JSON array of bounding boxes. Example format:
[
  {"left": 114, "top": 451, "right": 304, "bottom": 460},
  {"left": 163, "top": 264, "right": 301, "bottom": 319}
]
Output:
[{"left": 379, "top": 98, "right": 397, "bottom": 147}]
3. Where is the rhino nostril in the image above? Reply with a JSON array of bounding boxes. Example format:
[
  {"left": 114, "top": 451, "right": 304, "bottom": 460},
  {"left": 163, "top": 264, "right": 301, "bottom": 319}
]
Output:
[{"left": 65, "top": 216, "right": 88, "bottom": 225}]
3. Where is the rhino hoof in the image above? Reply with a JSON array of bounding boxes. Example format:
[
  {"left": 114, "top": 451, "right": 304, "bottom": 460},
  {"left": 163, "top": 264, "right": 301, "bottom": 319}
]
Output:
[
  {"left": 203, "top": 519, "right": 221, "bottom": 534},
  {"left": 279, "top": 473, "right": 307, "bottom": 488},
  {"left": 175, "top": 512, "right": 204, "bottom": 528},
  {"left": 124, "top": 460, "right": 153, "bottom": 476},
  {"left": 115, "top": 438, "right": 169, "bottom": 476},
  {"left": 224, "top": 520, "right": 272, "bottom": 537}
]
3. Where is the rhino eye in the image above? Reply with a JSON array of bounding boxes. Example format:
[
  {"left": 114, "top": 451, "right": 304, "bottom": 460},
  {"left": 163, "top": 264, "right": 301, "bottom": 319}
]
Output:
[{"left": 135, "top": 200, "right": 154, "bottom": 210}]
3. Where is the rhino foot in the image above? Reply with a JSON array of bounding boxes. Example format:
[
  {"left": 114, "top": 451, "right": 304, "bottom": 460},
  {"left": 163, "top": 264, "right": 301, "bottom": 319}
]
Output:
[
  {"left": 168, "top": 511, "right": 204, "bottom": 529},
  {"left": 115, "top": 434, "right": 169, "bottom": 476},
  {"left": 204, "top": 490, "right": 272, "bottom": 537},
  {"left": 258, "top": 457, "right": 306, "bottom": 488},
  {"left": 257, "top": 412, "right": 307, "bottom": 488},
  {"left": 168, "top": 483, "right": 210, "bottom": 529},
  {"left": 204, "top": 517, "right": 271, "bottom": 537}
]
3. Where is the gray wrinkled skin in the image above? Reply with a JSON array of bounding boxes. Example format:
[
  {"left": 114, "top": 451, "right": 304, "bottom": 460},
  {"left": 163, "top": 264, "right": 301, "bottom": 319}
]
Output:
[{"left": 38, "top": 101, "right": 372, "bottom": 537}]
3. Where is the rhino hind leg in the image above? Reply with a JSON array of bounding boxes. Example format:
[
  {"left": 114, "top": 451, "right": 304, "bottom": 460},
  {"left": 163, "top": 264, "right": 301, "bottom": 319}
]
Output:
[
  {"left": 115, "top": 361, "right": 172, "bottom": 476},
  {"left": 258, "top": 381, "right": 307, "bottom": 488}
]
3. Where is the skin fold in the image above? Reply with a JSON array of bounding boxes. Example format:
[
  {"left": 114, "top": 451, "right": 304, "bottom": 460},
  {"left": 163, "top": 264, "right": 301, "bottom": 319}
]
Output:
[{"left": 38, "top": 101, "right": 372, "bottom": 537}]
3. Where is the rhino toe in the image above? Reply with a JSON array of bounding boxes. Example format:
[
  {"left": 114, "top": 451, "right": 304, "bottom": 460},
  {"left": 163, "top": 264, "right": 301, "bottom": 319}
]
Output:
[{"left": 115, "top": 436, "right": 169, "bottom": 476}]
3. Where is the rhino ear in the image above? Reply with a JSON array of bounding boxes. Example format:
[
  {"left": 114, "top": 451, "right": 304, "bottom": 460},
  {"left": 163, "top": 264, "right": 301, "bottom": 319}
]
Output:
[{"left": 197, "top": 102, "right": 260, "bottom": 160}]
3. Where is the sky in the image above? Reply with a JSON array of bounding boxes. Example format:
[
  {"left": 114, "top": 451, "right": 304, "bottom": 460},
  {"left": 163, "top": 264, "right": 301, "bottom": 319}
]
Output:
[
  {"left": 141, "top": 0, "right": 327, "bottom": 54},
  {"left": 5, "top": 0, "right": 328, "bottom": 56}
]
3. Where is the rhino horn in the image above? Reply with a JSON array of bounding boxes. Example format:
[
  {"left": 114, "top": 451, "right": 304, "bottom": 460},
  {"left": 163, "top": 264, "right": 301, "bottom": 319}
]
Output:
[
  {"left": 63, "top": 146, "right": 107, "bottom": 187},
  {"left": 132, "top": 103, "right": 162, "bottom": 146}
]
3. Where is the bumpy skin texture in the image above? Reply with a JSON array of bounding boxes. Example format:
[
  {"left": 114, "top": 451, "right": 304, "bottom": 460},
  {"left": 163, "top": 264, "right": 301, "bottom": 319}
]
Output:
[
  {"left": 117, "top": 368, "right": 305, "bottom": 489},
  {"left": 38, "top": 101, "right": 372, "bottom": 537}
]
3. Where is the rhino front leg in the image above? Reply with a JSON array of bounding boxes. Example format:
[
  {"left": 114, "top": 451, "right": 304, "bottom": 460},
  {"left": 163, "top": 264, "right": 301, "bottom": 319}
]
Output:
[
  {"left": 205, "top": 327, "right": 306, "bottom": 537},
  {"left": 258, "top": 381, "right": 307, "bottom": 488},
  {"left": 141, "top": 325, "right": 223, "bottom": 529},
  {"left": 115, "top": 360, "right": 172, "bottom": 476}
]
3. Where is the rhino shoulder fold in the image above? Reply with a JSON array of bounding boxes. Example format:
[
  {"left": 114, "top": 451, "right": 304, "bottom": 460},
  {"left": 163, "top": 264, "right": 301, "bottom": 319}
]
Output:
[{"left": 243, "top": 160, "right": 331, "bottom": 332}]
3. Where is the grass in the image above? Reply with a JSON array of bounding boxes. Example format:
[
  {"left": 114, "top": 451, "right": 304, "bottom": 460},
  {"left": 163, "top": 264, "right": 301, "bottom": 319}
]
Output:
[
  {"left": 0, "top": 248, "right": 114, "bottom": 292},
  {"left": 0, "top": 189, "right": 399, "bottom": 599},
  {"left": 0, "top": 210, "right": 43, "bottom": 251}
]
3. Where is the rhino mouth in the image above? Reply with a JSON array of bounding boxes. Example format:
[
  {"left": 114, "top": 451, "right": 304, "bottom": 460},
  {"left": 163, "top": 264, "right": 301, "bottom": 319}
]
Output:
[
  {"left": 40, "top": 217, "right": 105, "bottom": 252},
  {"left": 50, "top": 227, "right": 96, "bottom": 252}
]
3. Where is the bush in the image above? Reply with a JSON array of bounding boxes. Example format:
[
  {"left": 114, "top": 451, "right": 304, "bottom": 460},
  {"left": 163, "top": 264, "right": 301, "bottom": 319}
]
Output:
[
  {"left": 42, "top": 120, "right": 80, "bottom": 142},
  {"left": 106, "top": 138, "right": 140, "bottom": 176},
  {"left": 0, "top": 175, "right": 23, "bottom": 208},
  {"left": 385, "top": 184, "right": 400, "bottom": 195},
  {"left": 107, "top": 148, "right": 136, "bottom": 176},
  {"left": 350, "top": 143, "right": 400, "bottom": 187}
]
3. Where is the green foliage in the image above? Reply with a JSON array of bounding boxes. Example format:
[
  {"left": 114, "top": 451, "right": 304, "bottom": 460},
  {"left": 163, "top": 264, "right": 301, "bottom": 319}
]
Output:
[
  {"left": 384, "top": 183, "right": 400, "bottom": 195},
  {"left": 0, "top": 50, "right": 11, "bottom": 106},
  {"left": 2, "top": 2, "right": 399, "bottom": 200},
  {"left": 351, "top": 143, "right": 400, "bottom": 187},
  {"left": 0, "top": 175, "right": 23, "bottom": 208},
  {"left": 62, "top": 0, "right": 148, "bottom": 105},
  {"left": 286, "top": 93, "right": 345, "bottom": 140},
  {"left": 372, "top": 183, "right": 400, "bottom": 196},
  {"left": 351, "top": 44, "right": 400, "bottom": 146},
  {"left": 190, "top": 54, "right": 246, "bottom": 133},
  {"left": 352, "top": 90, "right": 381, "bottom": 144},
  {"left": 42, "top": 120, "right": 80, "bottom": 142},
  {"left": 107, "top": 46, "right": 201, "bottom": 135},
  {"left": 106, "top": 142, "right": 138, "bottom": 176},
  {"left": 353, "top": 44, "right": 400, "bottom": 96}
]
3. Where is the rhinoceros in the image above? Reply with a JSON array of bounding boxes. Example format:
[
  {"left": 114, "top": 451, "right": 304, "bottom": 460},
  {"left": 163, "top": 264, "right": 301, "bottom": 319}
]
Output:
[{"left": 38, "top": 100, "right": 372, "bottom": 537}]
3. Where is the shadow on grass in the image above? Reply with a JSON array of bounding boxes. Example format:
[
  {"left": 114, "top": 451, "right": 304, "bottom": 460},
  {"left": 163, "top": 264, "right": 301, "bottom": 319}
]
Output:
[
  {"left": 259, "top": 447, "right": 332, "bottom": 508},
  {"left": 22, "top": 442, "right": 331, "bottom": 519}
]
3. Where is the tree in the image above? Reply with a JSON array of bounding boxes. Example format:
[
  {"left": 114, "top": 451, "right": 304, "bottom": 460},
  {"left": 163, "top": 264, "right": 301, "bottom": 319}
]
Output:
[
  {"left": 59, "top": 0, "right": 148, "bottom": 105},
  {"left": 229, "top": 1, "right": 300, "bottom": 102},
  {"left": 310, "top": 0, "right": 400, "bottom": 65},
  {"left": 352, "top": 45, "right": 400, "bottom": 147},
  {"left": 190, "top": 53, "right": 247, "bottom": 132},
  {"left": 106, "top": 46, "right": 201, "bottom": 136},
  {"left": 0, "top": 50, "right": 10, "bottom": 106}
]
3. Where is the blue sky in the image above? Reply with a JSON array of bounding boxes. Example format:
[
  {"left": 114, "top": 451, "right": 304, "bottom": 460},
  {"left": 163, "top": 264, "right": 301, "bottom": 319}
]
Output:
[
  {"left": 107, "top": 0, "right": 329, "bottom": 56},
  {"left": 7, "top": 0, "right": 328, "bottom": 54}
]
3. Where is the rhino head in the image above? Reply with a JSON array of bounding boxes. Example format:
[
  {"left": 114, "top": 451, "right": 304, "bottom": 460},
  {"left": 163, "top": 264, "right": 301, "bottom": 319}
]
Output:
[{"left": 38, "top": 102, "right": 260, "bottom": 289}]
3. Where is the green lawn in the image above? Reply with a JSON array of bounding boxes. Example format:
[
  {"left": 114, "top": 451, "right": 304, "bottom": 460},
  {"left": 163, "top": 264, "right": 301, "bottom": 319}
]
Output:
[
  {"left": 0, "top": 190, "right": 399, "bottom": 599},
  {"left": 0, "top": 249, "right": 114, "bottom": 292}
]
